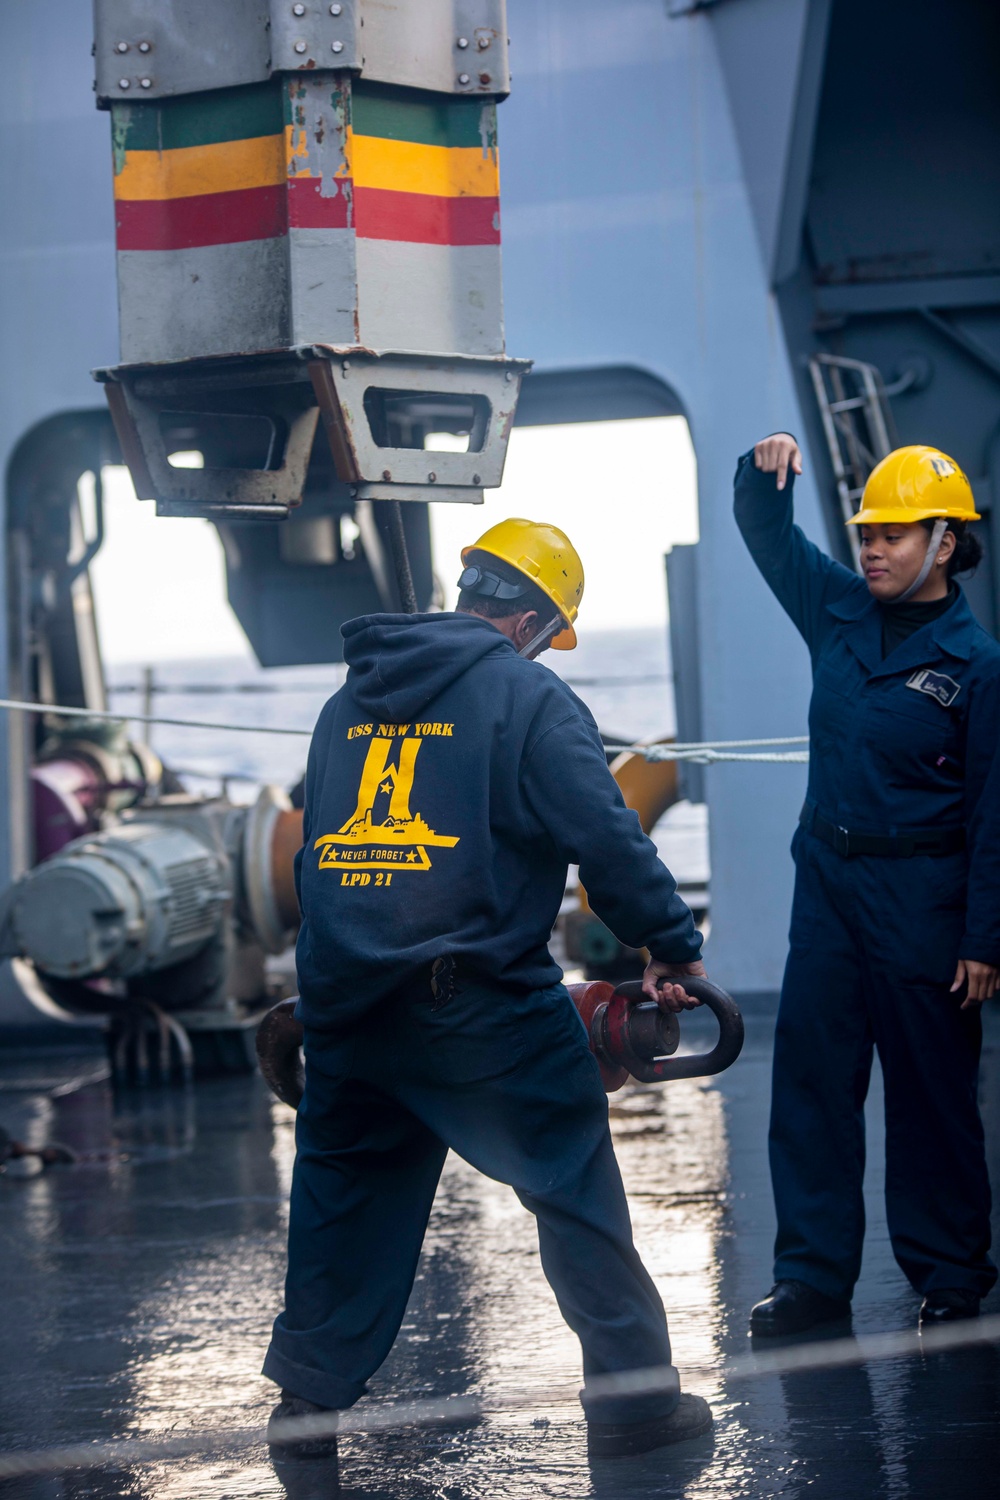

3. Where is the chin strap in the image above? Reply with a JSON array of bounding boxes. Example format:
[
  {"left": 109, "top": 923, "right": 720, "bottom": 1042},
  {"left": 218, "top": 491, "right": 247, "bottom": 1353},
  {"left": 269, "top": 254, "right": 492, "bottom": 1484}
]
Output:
[
  {"left": 890, "top": 518, "right": 949, "bottom": 604},
  {"left": 518, "top": 615, "right": 563, "bottom": 658}
]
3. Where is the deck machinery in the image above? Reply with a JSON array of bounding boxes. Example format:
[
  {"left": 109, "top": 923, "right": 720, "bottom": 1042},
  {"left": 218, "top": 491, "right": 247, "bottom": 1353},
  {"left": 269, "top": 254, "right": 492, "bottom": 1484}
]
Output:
[{"left": 1, "top": 0, "right": 999, "bottom": 1039}]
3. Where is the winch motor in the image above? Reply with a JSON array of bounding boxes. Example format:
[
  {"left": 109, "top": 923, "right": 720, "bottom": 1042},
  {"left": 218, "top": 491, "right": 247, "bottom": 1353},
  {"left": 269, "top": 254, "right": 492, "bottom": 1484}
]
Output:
[
  {"left": 0, "top": 787, "right": 302, "bottom": 1001},
  {"left": 0, "top": 820, "right": 228, "bottom": 981}
]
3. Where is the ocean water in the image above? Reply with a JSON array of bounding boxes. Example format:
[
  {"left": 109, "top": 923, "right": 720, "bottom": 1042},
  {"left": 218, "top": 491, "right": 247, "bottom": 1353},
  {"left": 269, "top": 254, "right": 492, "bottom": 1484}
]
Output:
[{"left": 105, "top": 626, "right": 708, "bottom": 883}]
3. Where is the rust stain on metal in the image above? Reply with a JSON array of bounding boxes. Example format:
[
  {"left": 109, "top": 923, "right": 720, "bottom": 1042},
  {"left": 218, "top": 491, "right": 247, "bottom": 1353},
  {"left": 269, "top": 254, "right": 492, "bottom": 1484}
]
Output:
[
  {"left": 309, "top": 341, "right": 380, "bottom": 360},
  {"left": 103, "top": 383, "right": 158, "bottom": 502},
  {"left": 309, "top": 360, "right": 361, "bottom": 483}
]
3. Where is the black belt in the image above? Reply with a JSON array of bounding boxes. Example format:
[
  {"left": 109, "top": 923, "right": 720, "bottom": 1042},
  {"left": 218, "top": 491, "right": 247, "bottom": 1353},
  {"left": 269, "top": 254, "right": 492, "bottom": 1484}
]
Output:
[{"left": 800, "top": 805, "right": 966, "bottom": 859}]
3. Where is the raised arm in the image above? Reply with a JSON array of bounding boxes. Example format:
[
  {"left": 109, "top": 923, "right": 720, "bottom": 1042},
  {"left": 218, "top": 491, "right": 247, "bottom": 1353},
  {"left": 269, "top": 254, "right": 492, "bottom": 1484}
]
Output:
[{"left": 734, "top": 433, "right": 866, "bottom": 654}]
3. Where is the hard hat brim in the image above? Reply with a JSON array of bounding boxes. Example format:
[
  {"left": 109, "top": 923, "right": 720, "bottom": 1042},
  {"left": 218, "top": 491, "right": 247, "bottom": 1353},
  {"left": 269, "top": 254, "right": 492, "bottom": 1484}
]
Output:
[
  {"left": 847, "top": 506, "right": 980, "bottom": 526},
  {"left": 550, "top": 622, "right": 577, "bottom": 650}
]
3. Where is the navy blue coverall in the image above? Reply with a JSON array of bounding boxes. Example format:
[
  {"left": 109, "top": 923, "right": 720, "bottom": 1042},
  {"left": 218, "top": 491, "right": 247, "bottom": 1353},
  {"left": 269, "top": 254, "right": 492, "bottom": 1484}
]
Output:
[
  {"left": 264, "top": 612, "right": 703, "bottom": 1422},
  {"left": 735, "top": 453, "right": 999, "bottom": 1301}
]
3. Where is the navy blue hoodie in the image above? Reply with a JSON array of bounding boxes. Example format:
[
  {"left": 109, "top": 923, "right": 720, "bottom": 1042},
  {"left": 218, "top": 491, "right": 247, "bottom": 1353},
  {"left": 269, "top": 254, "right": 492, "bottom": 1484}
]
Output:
[{"left": 294, "top": 612, "right": 702, "bottom": 1029}]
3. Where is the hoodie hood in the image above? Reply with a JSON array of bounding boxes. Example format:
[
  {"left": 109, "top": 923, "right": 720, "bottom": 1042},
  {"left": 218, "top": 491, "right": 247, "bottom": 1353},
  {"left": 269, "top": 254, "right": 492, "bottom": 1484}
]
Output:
[{"left": 341, "top": 611, "right": 515, "bottom": 721}]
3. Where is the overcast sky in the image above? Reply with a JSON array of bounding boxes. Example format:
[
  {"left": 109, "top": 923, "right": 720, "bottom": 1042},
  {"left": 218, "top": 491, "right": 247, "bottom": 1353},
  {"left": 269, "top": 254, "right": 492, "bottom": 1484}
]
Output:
[{"left": 89, "top": 416, "right": 699, "bottom": 664}]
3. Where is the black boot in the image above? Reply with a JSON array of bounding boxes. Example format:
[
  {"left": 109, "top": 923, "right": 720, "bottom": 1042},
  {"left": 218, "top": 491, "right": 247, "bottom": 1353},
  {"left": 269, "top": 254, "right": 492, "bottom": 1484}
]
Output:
[
  {"left": 587, "top": 1393, "right": 713, "bottom": 1457},
  {"left": 267, "top": 1390, "right": 340, "bottom": 1463},
  {"left": 749, "top": 1279, "right": 851, "bottom": 1338},
  {"left": 919, "top": 1289, "right": 981, "bottom": 1327}
]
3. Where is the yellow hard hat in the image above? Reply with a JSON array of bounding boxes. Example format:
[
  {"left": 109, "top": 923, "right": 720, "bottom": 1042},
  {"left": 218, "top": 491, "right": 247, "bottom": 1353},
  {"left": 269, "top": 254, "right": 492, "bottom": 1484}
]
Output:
[
  {"left": 848, "top": 445, "right": 979, "bottom": 526},
  {"left": 462, "top": 517, "right": 584, "bottom": 650}
]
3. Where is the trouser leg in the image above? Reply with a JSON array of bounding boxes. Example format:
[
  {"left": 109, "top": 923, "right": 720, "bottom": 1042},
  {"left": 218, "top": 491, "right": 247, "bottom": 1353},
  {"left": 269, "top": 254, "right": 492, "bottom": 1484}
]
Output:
[
  {"left": 770, "top": 836, "right": 873, "bottom": 1300},
  {"left": 520, "top": 1152, "right": 672, "bottom": 1423},
  {"left": 857, "top": 855, "right": 997, "bottom": 1298},
  {"left": 383, "top": 979, "right": 676, "bottom": 1425},
  {"left": 263, "top": 1035, "right": 448, "bottom": 1408}
]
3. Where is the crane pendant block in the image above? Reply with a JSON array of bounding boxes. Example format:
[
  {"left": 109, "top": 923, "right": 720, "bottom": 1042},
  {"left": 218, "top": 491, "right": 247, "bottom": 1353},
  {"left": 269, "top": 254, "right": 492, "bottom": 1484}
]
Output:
[{"left": 92, "top": 0, "right": 527, "bottom": 516}]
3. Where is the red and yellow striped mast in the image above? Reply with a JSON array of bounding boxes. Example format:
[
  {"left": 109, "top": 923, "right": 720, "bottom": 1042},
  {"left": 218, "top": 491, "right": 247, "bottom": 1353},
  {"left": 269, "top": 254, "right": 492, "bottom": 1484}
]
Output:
[{"left": 93, "top": 1, "right": 528, "bottom": 522}]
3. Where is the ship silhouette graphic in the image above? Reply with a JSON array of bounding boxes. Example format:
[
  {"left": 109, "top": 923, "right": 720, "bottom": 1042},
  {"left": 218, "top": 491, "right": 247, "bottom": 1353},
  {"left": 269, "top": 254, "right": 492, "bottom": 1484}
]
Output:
[{"left": 315, "top": 736, "right": 459, "bottom": 872}]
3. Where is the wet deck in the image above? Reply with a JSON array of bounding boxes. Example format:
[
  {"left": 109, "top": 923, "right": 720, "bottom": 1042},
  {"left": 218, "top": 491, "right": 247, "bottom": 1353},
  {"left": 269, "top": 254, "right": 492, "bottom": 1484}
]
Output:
[{"left": 1, "top": 1003, "right": 998, "bottom": 1499}]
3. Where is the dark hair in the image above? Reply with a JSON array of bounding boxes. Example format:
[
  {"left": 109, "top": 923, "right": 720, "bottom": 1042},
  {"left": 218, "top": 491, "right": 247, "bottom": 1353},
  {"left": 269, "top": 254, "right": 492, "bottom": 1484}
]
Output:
[
  {"left": 457, "top": 550, "right": 560, "bottom": 625},
  {"left": 921, "top": 518, "right": 983, "bottom": 579}
]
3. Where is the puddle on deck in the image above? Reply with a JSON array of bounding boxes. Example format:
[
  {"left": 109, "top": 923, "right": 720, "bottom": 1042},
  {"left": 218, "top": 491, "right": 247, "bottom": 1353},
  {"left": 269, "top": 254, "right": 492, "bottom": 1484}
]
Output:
[{"left": 1, "top": 1006, "right": 998, "bottom": 1499}]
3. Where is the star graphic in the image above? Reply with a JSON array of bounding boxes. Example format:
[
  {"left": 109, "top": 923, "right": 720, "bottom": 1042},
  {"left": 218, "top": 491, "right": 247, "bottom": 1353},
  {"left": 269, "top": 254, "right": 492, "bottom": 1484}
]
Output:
[
  {"left": 405, "top": 850, "right": 418, "bottom": 863},
  {"left": 379, "top": 780, "right": 393, "bottom": 795}
]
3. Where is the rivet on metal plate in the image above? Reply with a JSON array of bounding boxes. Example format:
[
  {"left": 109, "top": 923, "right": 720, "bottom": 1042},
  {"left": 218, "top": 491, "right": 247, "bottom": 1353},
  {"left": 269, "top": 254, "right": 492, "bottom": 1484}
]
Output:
[
  {"left": 330, "top": 2, "right": 342, "bottom": 11},
  {"left": 457, "top": 37, "right": 469, "bottom": 48},
  {"left": 472, "top": 473, "right": 481, "bottom": 484},
  {"left": 332, "top": 40, "right": 344, "bottom": 52},
  {"left": 115, "top": 41, "right": 129, "bottom": 53},
  {"left": 382, "top": 469, "right": 392, "bottom": 481},
  {"left": 293, "top": 2, "right": 306, "bottom": 13},
  {"left": 479, "top": 73, "right": 490, "bottom": 84},
  {"left": 294, "top": 40, "right": 307, "bottom": 53},
  {"left": 458, "top": 72, "right": 470, "bottom": 84},
  {"left": 140, "top": 77, "right": 152, "bottom": 88},
  {"left": 138, "top": 40, "right": 151, "bottom": 53},
  {"left": 428, "top": 472, "right": 437, "bottom": 483},
  {"left": 118, "top": 77, "right": 131, "bottom": 88},
  {"left": 478, "top": 36, "right": 491, "bottom": 49}
]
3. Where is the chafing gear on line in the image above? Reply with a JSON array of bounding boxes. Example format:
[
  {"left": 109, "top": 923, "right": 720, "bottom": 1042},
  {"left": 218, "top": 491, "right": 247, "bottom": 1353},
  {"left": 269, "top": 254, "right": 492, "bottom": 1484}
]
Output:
[
  {"left": 462, "top": 517, "right": 584, "bottom": 649},
  {"left": 735, "top": 447, "right": 998, "bottom": 1316}
]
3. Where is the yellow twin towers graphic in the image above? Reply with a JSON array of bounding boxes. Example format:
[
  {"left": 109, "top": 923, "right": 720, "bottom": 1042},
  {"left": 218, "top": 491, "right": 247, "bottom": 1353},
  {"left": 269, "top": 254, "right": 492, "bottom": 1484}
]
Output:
[{"left": 315, "top": 736, "right": 460, "bottom": 874}]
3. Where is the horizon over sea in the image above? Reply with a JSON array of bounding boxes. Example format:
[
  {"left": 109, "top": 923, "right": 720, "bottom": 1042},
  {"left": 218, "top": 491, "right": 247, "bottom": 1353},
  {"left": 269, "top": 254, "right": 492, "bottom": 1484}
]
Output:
[{"left": 105, "top": 625, "right": 708, "bottom": 882}]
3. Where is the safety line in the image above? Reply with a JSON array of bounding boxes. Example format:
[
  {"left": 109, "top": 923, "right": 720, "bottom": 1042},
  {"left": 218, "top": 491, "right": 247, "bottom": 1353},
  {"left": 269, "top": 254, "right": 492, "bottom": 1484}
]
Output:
[
  {"left": 109, "top": 682, "right": 339, "bottom": 695},
  {"left": 107, "top": 673, "right": 668, "bottom": 693},
  {"left": 0, "top": 695, "right": 810, "bottom": 760},
  {"left": 611, "top": 736, "right": 810, "bottom": 750},
  {"left": 0, "top": 1315, "right": 995, "bottom": 1479},
  {"left": 0, "top": 697, "right": 313, "bottom": 738},
  {"left": 642, "top": 748, "right": 809, "bottom": 764},
  {"left": 604, "top": 737, "right": 810, "bottom": 764}
]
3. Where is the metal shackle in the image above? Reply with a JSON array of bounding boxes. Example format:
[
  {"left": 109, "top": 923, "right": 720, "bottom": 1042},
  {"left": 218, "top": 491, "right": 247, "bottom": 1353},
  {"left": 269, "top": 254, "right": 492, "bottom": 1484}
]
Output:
[
  {"left": 256, "top": 976, "right": 746, "bottom": 1110},
  {"left": 600, "top": 977, "right": 745, "bottom": 1085},
  {"left": 569, "top": 976, "right": 745, "bottom": 1091}
]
